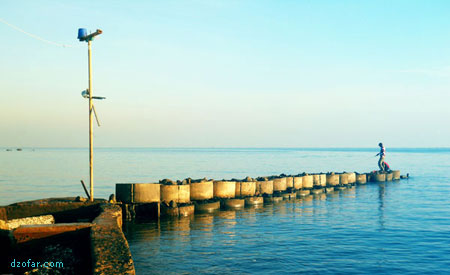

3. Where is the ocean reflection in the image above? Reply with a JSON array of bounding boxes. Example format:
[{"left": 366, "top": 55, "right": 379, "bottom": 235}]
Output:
[
  {"left": 378, "top": 183, "right": 386, "bottom": 231},
  {"left": 125, "top": 178, "right": 450, "bottom": 275}
]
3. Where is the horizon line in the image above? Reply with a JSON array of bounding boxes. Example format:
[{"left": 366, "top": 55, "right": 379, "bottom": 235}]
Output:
[{"left": 2, "top": 146, "right": 450, "bottom": 149}]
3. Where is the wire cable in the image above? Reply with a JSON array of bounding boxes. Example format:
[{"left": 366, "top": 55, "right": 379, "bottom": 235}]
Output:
[{"left": 0, "top": 17, "right": 79, "bottom": 48}]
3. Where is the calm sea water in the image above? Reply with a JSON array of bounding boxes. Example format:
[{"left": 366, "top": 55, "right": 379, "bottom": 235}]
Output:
[{"left": 1, "top": 148, "right": 450, "bottom": 273}]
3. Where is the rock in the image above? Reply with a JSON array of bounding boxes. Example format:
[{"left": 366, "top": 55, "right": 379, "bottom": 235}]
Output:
[
  {"left": 108, "top": 194, "right": 116, "bottom": 203},
  {"left": 75, "top": 196, "right": 87, "bottom": 202},
  {"left": 159, "top": 179, "right": 174, "bottom": 185}
]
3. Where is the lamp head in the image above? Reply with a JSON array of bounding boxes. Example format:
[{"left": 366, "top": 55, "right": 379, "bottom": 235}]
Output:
[
  {"left": 77, "top": 28, "right": 102, "bottom": 42},
  {"left": 77, "top": 28, "right": 87, "bottom": 41}
]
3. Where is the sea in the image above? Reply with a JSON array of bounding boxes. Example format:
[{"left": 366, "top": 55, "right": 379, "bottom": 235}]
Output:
[{"left": 1, "top": 148, "right": 449, "bottom": 274}]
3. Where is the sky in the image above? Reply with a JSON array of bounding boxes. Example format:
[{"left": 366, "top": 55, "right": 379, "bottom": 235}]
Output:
[{"left": 1, "top": 0, "right": 450, "bottom": 148}]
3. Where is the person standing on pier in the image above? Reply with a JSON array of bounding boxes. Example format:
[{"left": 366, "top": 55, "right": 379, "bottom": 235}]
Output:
[{"left": 375, "top": 142, "right": 386, "bottom": 171}]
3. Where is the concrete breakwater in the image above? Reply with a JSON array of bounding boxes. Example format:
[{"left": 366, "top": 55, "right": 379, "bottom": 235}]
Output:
[
  {"left": 116, "top": 170, "right": 406, "bottom": 220},
  {"left": 0, "top": 198, "right": 135, "bottom": 275}
]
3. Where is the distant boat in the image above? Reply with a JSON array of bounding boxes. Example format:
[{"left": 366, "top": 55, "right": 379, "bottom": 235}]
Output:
[
  {"left": 16, "top": 148, "right": 22, "bottom": 151},
  {"left": 6, "top": 149, "right": 12, "bottom": 151}
]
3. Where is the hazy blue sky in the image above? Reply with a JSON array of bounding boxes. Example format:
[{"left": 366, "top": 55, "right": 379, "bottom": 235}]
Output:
[{"left": 1, "top": 0, "right": 450, "bottom": 147}]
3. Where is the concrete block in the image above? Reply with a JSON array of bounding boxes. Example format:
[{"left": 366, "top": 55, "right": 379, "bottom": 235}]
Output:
[
  {"left": 339, "top": 173, "right": 349, "bottom": 185},
  {"left": 116, "top": 183, "right": 160, "bottom": 203},
  {"left": 190, "top": 181, "right": 213, "bottom": 201},
  {"left": 347, "top": 172, "right": 356, "bottom": 184},
  {"left": 179, "top": 205, "right": 195, "bottom": 216},
  {"left": 386, "top": 172, "right": 393, "bottom": 181},
  {"left": 326, "top": 174, "right": 339, "bottom": 186},
  {"left": 245, "top": 197, "right": 264, "bottom": 206},
  {"left": 160, "top": 184, "right": 190, "bottom": 204},
  {"left": 273, "top": 178, "right": 287, "bottom": 192},
  {"left": 222, "top": 199, "right": 245, "bottom": 209},
  {"left": 286, "top": 177, "right": 294, "bottom": 188},
  {"left": 293, "top": 177, "right": 303, "bottom": 189},
  {"left": 356, "top": 173, "right": 367, "bottom": 184},
  {"left": 194, "top": 201, "right": 220, "bottom": 213},
  {"left": 259, "top": 180, "right": 273, "bottom": 195},
  {"left": 213, "top": 181, "right": 236, "bottom": 199},
  {"left": 302, "top": 175, "right": 313, "bottom": 189},
  {"left": 372, "top": 173, "right": 386, "bottom": 182},
  {"left": 240, "top": 181, "right": 256, "bottom": 197},
  {"left": 393, "top": 170, "right": 401, "bottom": 180}
]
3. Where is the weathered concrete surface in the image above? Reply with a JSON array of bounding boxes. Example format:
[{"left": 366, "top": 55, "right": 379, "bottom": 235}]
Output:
[
  {"left": 13, "top": 222, "right": 92, "bottom": 243},
  {"left": 326, "top": 173, "right": 340, "bottom": 186},
  {"left": 213, "top": 181, "right": 236, "bottom": 199},
  {"left": 393, "top": 170, "right": 401, "bottom": 180},
  {"left": 190, "top": 181, "right": 214, "bottom": 201},
  {"left": 237, "top": 181, "right": 256, "bottom": 197},
  {"left": 160, "top": 205, "right": 179, "bottom": 217},
  {"left": 255, "top": 181, "right": 262, "bottom": 195},
  {"left": 319, "top": 174, "right": 327, "bottom": 187},
  {"left": 293, "top": 177, "right": 303, "bottom": 189},
  {"left": 1, "top": 199, "right": 132, "bottom": 275},
  {"left": 347, "top": 172, "right": 356, "bottom": 184},
  {"left": 91, "top": 203, "right": 135, "bottom": 275},
  {"left": 386, "top": 172, "right": 394, "bottom": 181},
  {"left": 356, "top": 173, "right": 367, "bottom": 184},
  {"left": 6, "top": 215, "right": 55, "bottom": 230},
  {"left": 312, "top": 174, "right": 327, "bottom": 187},
  {"left": 245, "top": 197, "right": 264, "bottom": 206},
  {"left": 194, "top": 201, "right": 220, "bottom": 213},
  {"left": 161, "top": 204, "right": 195, "bottom": 217},
  {"left": 273, "top": 178, "right": 287, "bottom": 192},
  {"left": 339, "top": 173, "right": 349, "bottom": 185},
  {"left": 286, "top": 177, "right": 294, "bottom": 188},
  {"left": 2, "top": 197, "right": 104, "bottom": 221},
  {"left": 116, "top": 183, "right": 160, "bottom": 204},
  {"left": 259, "top": 180, "right": 273, "bottom": 195},
  {"left": 160, "top": 185, "right": 190, "bottom": 204},
  {"left": 312, "top": 175, "right": 321, "bottom": 187},
  {"left": 302, "top": 175, "right": 313, "bottom": 189},
  {"left": 371, "top": 172, "right": 386, "bottom": 182},
  {"left": 222, "top": 199, "right": 245, "bottom": 209},
  {"left": 235, "top": 182, "right": 241, "bottom": 197}
]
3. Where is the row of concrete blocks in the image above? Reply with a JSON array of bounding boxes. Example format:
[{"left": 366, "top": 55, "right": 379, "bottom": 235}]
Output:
[{"left": 116, "top": 170, "right": 401, "bottom": 218}]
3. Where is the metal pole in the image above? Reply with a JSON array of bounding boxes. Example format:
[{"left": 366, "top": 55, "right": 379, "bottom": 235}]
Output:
[{"left": 88, "top": 40, "right": 94, "bottom": 202}]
